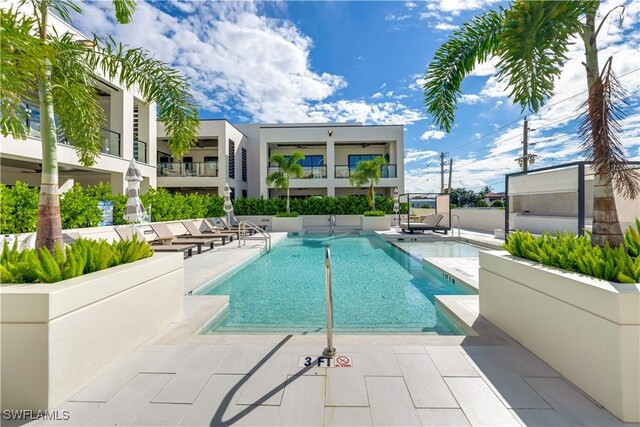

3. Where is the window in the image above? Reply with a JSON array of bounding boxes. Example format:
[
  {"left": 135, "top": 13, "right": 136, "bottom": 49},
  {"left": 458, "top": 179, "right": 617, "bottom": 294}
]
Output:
[
  {"left": 230, "top": 187, "right": 235, "bottom": 201},
  {"left": 241, "top": 148, "right": 247, "bottom": 182},
  {"left": 348, "top": 154, "right": 382, "bottom": 169},
  {"left": 242, "top": 189, "right": 247, "bottom": 198},
  {"left": 228, "top": 140, "right": 235, "bottom": 179},
  {"left": 276, "top": 155, "right": 324, "bottom": 167}
]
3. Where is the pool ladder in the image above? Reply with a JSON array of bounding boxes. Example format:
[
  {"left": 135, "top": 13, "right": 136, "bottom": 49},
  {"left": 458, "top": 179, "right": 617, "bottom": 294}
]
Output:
[
  {"left": 451, "top": 214, "right": 461, "bottom": 238},
  {"left": 323, "top": 246, "right": 336, "bottom": 357},
  {"left": 238, "top": 221, "right": 271, "bottom": 252}
]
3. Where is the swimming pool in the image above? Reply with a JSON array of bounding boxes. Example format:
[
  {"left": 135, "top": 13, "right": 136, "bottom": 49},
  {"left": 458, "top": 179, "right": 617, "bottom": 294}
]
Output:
[{"left": 199, "top": 233, "right": 474, "bottom": 334}]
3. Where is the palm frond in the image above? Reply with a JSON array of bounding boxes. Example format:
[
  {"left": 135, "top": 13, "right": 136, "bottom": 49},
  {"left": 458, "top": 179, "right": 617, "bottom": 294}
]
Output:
[
  {"left": 496, "top": 1, "right": 592, "bottom": 113},
  {"left": 113, "top": 0, "right": 136, "bottom": 24},
  {"left": 85, "top": 36, "right": 199, "bottom": 158},
  {"left": 349, "top": 157, "right": 386, "bottom": 188},
  {"left": 49, "top": 0, "right": 83, "bottom": 23},
  {"left": 266, "top": 169, "right": 288, "bottom": 189},
  {"left": 50, "top": 33, "right": 104, "bottom": 166},
  {"left": 578, "top": 57, "right": 640, "bottom": 199},
  {"left": 269, "top": 153, "right": 287, "bottom": 169},
  {"left": 423, "top": 9, "right": 504, "bottom": 132},
  {"left": 0, "top": 8, "right": 44, "bottom": 139}
]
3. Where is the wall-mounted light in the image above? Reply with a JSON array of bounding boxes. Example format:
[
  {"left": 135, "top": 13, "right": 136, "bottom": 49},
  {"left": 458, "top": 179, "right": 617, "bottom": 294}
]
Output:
[{"left": 328, "top": 129, "right": 333, "bottom": 137}]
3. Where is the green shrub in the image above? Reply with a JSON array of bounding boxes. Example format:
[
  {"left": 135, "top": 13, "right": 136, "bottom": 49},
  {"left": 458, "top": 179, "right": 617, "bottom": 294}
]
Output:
[
  {"left": 503, "top": 225, "right": 640, "bottom": 283},
  {"left": 276, "top": 212, "right": 299, "bottom": 217},
  {"left": 60, "top": 184, "right": 103, "bottom": 229},
  {"left": 0, "top": 236, "right": 153, "bottom": 284},
  {"left": 363, "top": 210, "right": 385, "bottom": 217},
  {"left": 490, "top": 200, "right": 504, "bottom": 208},
  {"left": 0, "top": 182, "right": 39, "bottom": 234}
]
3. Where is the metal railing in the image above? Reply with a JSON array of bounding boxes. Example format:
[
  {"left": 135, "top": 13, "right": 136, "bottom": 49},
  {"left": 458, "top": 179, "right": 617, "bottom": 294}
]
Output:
[
  {"left": 238, "top": 220, "right": 271, "bottom": 252},
  {"left": 334, "top": 164, "right": 397, "bottom": 178},
  {"left": 267, "top": 165, "right": 327, "bottom": 179},
  {"left": 157, "top": 162, "right": 219, "bottom": 177},
  {"left": 100, "top": 128, "right": 121, "bottom": 157},
  {"left": 134, "top": 139, "right": 148, "bottom": 163},
  {"left": 323, "top": 246, "right": 335, "bottom": 357}
]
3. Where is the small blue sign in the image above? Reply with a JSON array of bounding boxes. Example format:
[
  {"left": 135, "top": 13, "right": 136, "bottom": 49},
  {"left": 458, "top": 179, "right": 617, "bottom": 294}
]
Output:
[{"left": 97, "top": 201, "right": 114, "bottom": 226}]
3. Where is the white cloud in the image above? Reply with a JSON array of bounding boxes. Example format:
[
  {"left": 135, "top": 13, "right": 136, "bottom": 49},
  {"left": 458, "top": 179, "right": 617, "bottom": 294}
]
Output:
[
  {"left": 386, "top": 91, "right": 394, "bottom": 97},
  {"left": 405, "top": 149, "right": 439, "bottom": 164},
  {"left": 408, "top": 74, "right": 425, "bottom": 91},
  {"left": 385, "top": 14, "right": 411, "bottom": 21},
  {"left": 434, "top": 22, "right": 459, "bottom": 31},
  {"left": 71, "top": 1, "right": 424, "bottom": 125},
  {"left": 459, "top": 94, "right": 482, "bottom": 104},
  {"left": 405, "top": 2, "right": 417, "bottom": 10},
  {"left": 420, "top": 130, "right": 446, "bottom": 140},
  {"left": 426, "top": 0, "right": 503, "bottom": 17},
  {"left": 380, "top": 82, "right": 387, "bottom": 89},
  {"left": 371, "top": 92, "right": 384, "bottom": 99}
]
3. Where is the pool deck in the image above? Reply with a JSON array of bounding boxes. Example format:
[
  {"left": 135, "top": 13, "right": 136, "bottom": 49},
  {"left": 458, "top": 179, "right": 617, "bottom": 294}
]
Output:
[{"left": 18, "top": 230, "right": 635, "bottom": 427}]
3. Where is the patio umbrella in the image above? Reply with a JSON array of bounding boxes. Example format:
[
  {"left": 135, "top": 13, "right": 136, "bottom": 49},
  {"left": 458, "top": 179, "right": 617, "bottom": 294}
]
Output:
[
  {"left": 123, "top": 159, "right": 147, "bottom": 236},
  {"left": 393, "top": 188, "right": 400, "bottom": 228},
  {"left": 223, "top": 182, "right": 233, "bottom": 226}
]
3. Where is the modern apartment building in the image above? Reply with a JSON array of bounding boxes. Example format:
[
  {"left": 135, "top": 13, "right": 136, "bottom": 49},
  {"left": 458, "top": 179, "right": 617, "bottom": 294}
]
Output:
[
  {"left": 157, "top": 121, "right": 404, "bottom": 199},
  {"left": 0, "top": 12, "right": 157, "bottom": 194}
]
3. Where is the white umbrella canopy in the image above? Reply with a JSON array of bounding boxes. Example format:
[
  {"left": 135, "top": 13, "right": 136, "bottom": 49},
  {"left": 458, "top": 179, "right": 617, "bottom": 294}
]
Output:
[
  {"left": 393, "top": 187, "right": 400, "bottom": 213},
  {"left": 223, "top": 182, "right": 234, "bottom": 225},
  {"left": 123, "top": 159, "right": 147, "bottom": 227}
]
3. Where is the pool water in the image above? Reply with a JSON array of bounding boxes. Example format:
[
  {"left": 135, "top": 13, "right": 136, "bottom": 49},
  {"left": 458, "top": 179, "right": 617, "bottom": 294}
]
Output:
[
  {"left": 393, "top": 241, "right": 482, "bottom": 259},
  {"left": 199, "top": 233, "right": 474, "bottom": 334}
]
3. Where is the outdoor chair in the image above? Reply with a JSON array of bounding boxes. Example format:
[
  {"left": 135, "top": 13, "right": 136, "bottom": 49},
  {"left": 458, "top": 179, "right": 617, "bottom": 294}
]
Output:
[
  {"left": 149, "top": 223, "right": 217, "bottom": 254},
  {"left": 181, "top": 220, "right": 235, "bottom": 244},
  {"left": 114, "top": 226, "right": 196, "bottom": 258},
  {"left": 400, "top": 214, "right": 449, "bottom": 234}
]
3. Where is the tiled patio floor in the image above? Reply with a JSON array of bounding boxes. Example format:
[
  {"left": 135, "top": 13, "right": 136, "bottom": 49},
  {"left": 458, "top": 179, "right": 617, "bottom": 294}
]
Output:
[{"left": 15, "top": 230, "right": 636, "bottom": 426}]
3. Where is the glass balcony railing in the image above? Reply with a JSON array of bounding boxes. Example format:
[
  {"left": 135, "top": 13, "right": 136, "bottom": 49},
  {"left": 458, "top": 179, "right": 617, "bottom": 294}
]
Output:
[
  {"left": 134, "top": 139, "right": 148, "bottom": 163},
  {"left": 157, "top": 162, "right": 219, "bottom": 177},
  {"left": 334, "top": 164, "right": 397, "bottom": 178},
  {"left": 267, "top": 165, "right": 327, "bottom": 179},
  {"left": 100, "top": 128, "right": 121, "bottom": 157}
]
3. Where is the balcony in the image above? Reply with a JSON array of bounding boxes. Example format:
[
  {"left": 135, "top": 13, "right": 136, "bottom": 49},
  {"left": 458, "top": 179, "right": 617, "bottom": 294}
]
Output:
[
  {"left": 157, "top": 162, "right": 219, "bottom": 177},
  {"left": 22, "top": 102, "right": 122, "bottom": 157},
  {"left": 335, "top": 164, "right": 397, "bottom": 179},
  {"left": 268, "top": 166, "right": 327, "bottom": 179}
]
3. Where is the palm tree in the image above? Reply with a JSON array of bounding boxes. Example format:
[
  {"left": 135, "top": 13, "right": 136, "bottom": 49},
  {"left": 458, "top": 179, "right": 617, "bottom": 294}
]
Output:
[
  {"left": 349, "top": 157, "right": 388, "bottom": 211},
  {"left": 266, "top": 152, "right": 305, "bottom": 214},
  {"left": 1, "top": 0, "right": 199, "bottom": 251},
  {"left": 423, "top": 0, "right": 638, "bottom": 247}
]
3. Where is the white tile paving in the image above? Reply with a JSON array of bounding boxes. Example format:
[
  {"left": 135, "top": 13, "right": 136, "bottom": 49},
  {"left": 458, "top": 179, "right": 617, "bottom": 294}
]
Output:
[
  {"left": 426, "top": 346, "right": 480, "bottom": 377},
  {"left": 417, "top": 409, "right": 471, "bottom": 426},
  {"left": 397, "top": 354, "right": 459, "bottom": 409},
  {"left": 445, "top": 377, "right": 520, "bottom": 427},
  {"left": 366, "top": 376, "right": 422, "bottom": 426}
]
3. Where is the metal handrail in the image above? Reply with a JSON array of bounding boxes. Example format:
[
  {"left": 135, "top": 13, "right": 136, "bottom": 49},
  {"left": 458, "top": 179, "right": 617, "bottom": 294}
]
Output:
[
  {"left": 323, "top": 246, "right": 336, "bottom": 357},
  {"left": 237, "top": 220, "right": 271, "bottom": 252},
  {"left": 451, "top": 214, "right": 461, "bottom": 238}
]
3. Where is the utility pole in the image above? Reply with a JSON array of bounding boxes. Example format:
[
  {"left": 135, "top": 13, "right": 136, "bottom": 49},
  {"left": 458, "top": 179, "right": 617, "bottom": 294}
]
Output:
[
  {"left": 440, "top": 152, "right": 446, "bottom": 193},
  {"left": 522, "top": 117, "right": 529, "bottom": 172},
  {"left": 448, "top": 159, "right": 453, "bottom": 192},
  {"left": 516, "top": 116, "right": 537, "bottom": 172}
]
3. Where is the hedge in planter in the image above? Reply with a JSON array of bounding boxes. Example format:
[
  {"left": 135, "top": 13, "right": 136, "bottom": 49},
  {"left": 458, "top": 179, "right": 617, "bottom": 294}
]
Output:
[
  {"left": 503, "top": 222, "right": 640, "bottom": 283},
  {"left": 0, "top": 237, "right": 153, "bottom": 284}
]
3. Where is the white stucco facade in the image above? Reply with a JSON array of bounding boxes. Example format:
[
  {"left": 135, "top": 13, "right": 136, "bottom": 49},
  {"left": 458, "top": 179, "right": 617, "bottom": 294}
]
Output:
[
  {"left": 0, "top": 10, "right": 157, "bottom": 194},
  {"left": 159, "top": 121, "right": 405, "bottom": 199}
]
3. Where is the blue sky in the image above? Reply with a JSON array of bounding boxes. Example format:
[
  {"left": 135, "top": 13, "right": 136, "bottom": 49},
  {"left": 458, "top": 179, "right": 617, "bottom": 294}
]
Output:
[{"left": 75, "top": 0, "right": 640, "bottom": 193}]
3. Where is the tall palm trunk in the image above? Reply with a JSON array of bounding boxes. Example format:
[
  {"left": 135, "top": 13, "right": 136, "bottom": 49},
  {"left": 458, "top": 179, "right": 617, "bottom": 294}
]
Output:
[
  {"left": 369, "top": 182, "right": 375, "bottom": 210},
  {"left": 582, "top": 7, "right": 623, "bottom": 247},
  {"left": 286, "top": 179, "right": 290, "bottom": 214},
  {"left": 35, "top": 1, "right": 63, "bottom": 251}
]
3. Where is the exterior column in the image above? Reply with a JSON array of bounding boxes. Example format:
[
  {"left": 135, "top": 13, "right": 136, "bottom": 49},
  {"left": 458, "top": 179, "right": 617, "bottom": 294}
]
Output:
[
  {"left": 259, "top": 136, "right": 269, "bottom": 198},
  {"left": 326, "top": 136, "right": 335, "bottom": 197},
  {"left": 217, "top": 128, "right": 228, "bottom": 197},
  {"left": 110, "top": 172, "right": 126, "bottom": 195},
  {"left": 110, "top": 90, "right": 134, "bottom": 161}
]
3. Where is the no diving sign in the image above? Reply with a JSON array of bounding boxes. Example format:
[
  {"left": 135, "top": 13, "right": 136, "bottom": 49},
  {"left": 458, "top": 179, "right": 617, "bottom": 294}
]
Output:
[{"left": 299, "top": 355, "right": 352, "bottom": 368}]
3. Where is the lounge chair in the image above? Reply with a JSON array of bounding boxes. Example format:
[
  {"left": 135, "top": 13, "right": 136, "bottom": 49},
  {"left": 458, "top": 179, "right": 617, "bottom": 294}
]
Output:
[
  {"left": 149, "top": 223, "right": 217, "bottom": 254},
  {"left": 205, "top": 218, "right": 255, "bottom": 236},
  {"left": 400, "top": 214, "right": 449, "bottom": 234},
  {"left": 181, "top": 220, "right": 235, "bottom": 244},
  {"left": 114, "top": 226, "right": 196, "bottom": 258}
]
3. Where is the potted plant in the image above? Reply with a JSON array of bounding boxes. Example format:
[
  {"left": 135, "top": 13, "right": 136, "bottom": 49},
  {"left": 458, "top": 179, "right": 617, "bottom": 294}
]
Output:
[
  {"left": 266, "top": 152, "right": 305, "bottom": 232},
  {"left": 479, "top": 229, "right": 640, "bottom": 422},
  {"left": 349, "top": 157, "right": 391, "bottom": 231}
]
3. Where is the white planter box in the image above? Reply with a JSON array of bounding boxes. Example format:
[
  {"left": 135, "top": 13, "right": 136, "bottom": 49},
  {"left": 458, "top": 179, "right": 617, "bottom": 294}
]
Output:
[
  {"left": 0, "top": 253, "right": 184, "bottom": 410},
  {"left": 271, "top": 216, "right": 304, "bottom": 232},
  {"left": 360, "top": 215, "right": 391, "bottom": 231},
  {"left": 479, "top": 251, "right": 640, "bottom": 422}
]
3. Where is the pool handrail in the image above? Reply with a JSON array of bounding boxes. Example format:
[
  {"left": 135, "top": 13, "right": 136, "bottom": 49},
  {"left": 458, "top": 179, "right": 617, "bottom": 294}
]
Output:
[
  {"left": 323, "top": 246, "right": 336, "bottom": 358},
  {"left": 237, "top": 220, "right": 271, "bottom": 252}
]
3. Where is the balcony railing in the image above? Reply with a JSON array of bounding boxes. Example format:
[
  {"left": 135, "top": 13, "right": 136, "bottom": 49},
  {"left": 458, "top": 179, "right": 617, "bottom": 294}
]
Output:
[
  {"left": 267, "top": 165, "right": 327, "bottom": 179},
  {"left": 157, "top": 162, "right": 219, "bottom": 177},
  {"left": 134, "top": 139, "right": 147, "bottom": 163},
  {"left": 334, "top": 164, "right": 397, "bottom": 178},
  {"left": 22, "top": 102, "right": 122, "bottom": 157}
]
